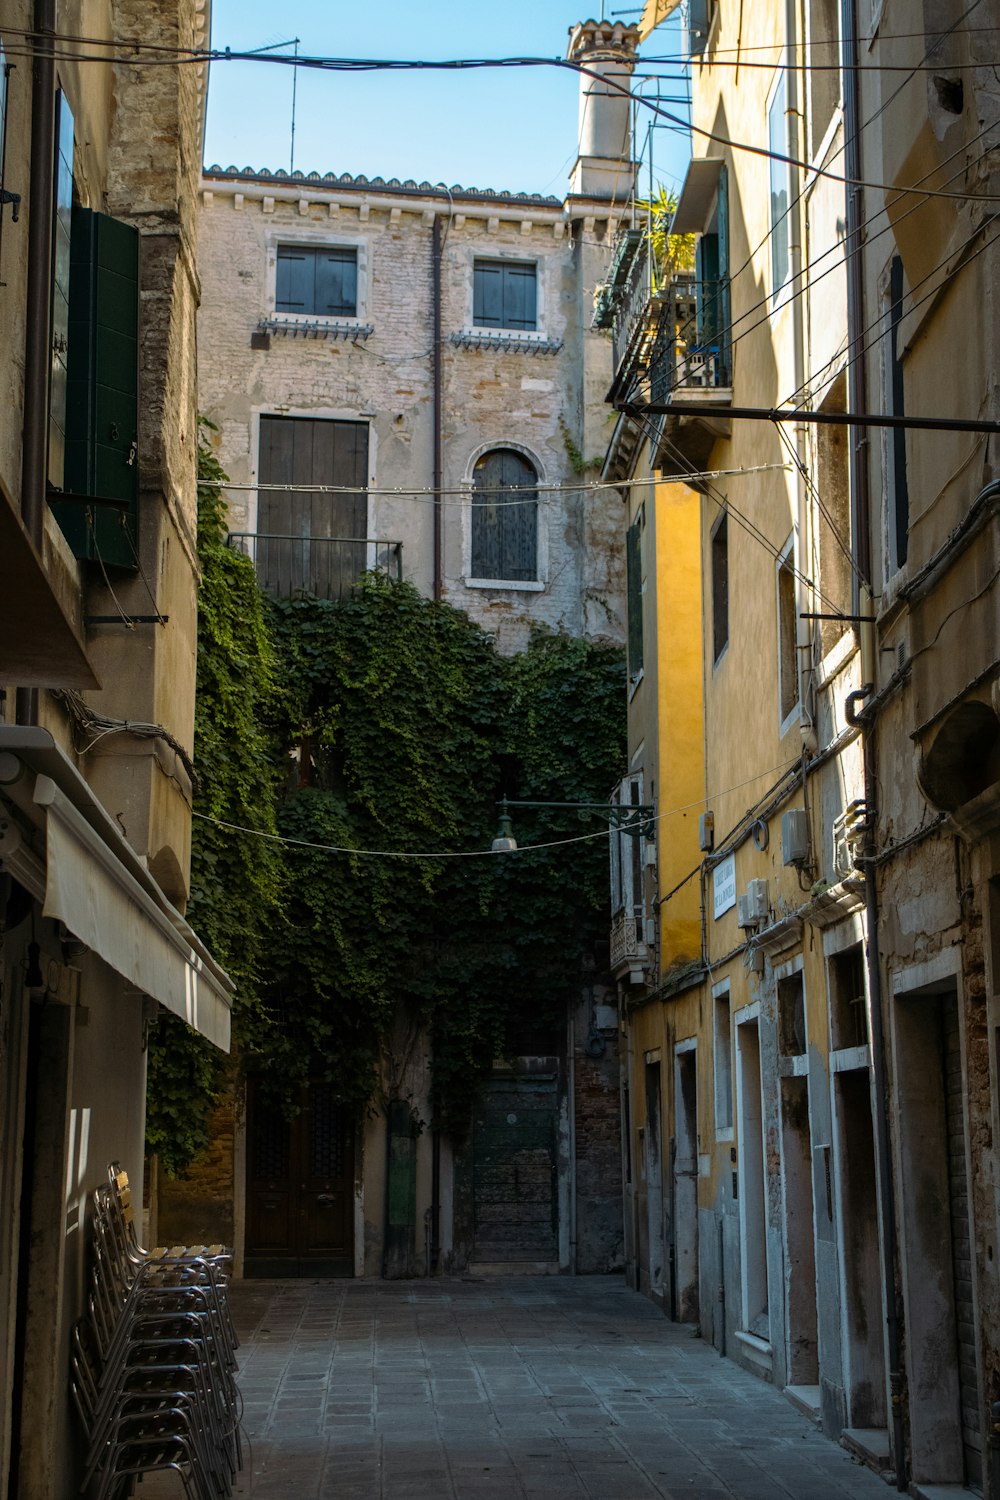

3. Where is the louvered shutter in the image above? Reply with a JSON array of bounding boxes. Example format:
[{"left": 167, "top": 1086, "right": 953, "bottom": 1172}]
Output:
[
  {"left": 276, "top": 248, "right": 312, "bottom": 312},
  {"left": 504, "top": 264, "right": 537, "bottom": 330},
  {"left": 53, "top": 208, "right": 140, "bottom": 569},
  {"left": 626, "top": 518, "right": 643, "bottom": 678},
  {"left": 474, "top": 262, "right": 504, "bottom": 327},
  {"left": 317, "top": 249, "right": 357, "bottom": 317}
]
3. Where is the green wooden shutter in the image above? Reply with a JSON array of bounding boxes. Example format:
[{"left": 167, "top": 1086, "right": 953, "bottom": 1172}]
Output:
[
  {"left": 52, "top": 208, "right": 140, "bottom": 569},
  {"left": 716, "top": 165, "right": 731, "bottom": 383}
]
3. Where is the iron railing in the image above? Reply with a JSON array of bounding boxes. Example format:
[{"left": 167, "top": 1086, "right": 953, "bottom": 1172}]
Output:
[{"left": 226, "top": 532, "right": 403, "bottom": 601}]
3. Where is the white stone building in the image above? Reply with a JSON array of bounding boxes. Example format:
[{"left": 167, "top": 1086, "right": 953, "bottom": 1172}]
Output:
[
  {"left": 196, "top": 20, "right": 636, "bottom": 654},
  {"left": 165, "top": 20, "right": 641, "bottom": 1283}
]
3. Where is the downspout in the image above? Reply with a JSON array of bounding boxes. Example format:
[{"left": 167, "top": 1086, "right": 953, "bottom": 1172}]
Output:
[
  {"left": 846, "top": 686, "right": 906, "bottom": 1491},
  {"left": 17, "top": 0, "right": 57, "bottom": 729},
  {"left": 841, "top": 0, "right": 906, "bottom": 1487},
  {"left": 431, "top": 216, "right": 443, "bottom": 601}
]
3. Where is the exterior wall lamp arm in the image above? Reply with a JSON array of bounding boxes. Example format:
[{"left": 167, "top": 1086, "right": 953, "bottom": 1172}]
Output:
[{"left": 491, "top": 795, "right": 655, "bottom": 852}]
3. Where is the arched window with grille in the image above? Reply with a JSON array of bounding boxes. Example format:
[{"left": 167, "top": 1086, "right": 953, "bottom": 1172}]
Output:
[{"left": 470, "top": 448, "right": 538, "bottom": 583}]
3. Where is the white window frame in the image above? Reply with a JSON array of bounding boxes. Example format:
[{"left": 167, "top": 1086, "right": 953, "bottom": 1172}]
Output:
[
  {"left": 461, "top": 440, "right": 547, "bottom": 592},
  {"left": 460, "top": 245, "right": 552, "bottom": 346},
  {"left": 264, "top": 228, "right": 370, "bottom": 328}
]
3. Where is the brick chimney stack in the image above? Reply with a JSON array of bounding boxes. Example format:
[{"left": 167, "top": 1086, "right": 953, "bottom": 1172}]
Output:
[{"left": 566, "top": 19, "right": 641, "bottom": 203}]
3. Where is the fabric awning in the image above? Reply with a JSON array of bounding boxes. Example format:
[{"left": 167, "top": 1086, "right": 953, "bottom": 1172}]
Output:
[{"left": 30, "top": 771, "right": 231, "bottom": 1051}]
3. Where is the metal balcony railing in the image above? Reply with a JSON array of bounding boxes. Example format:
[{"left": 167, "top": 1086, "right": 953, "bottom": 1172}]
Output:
[
  {"left": 648, "top": 276, "right": 732, "bottom": 402},
  {"left": 226, "top": 533, "right": 403, "bottom": 602}
]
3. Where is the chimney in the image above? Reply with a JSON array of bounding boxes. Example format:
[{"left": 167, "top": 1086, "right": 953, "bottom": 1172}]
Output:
[{"left": 566, "top": 19, "right": 641, "bottom": 203}]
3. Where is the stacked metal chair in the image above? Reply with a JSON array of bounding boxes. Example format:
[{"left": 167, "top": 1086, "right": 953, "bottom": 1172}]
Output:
[{"left": 71, "top": 1163, "right": 242, "bottom": 1498}]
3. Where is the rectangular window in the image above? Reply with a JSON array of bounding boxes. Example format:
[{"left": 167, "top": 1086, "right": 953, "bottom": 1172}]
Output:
[
  {"left": 769, "top": 72, "right": 791, "bottom": 295},
  {"left": 473, "top": 259, "right": 537, "bottom": 330},
  {"left": 275, "top": 245, "right": 357, "bottom": 317},
  {"left": 711, "top": 512, "right": 729, "bottom": 662},
  {"left": 626, "top": 511, "right": 644, "bottom": 682},
  {"left": 714, "top": 988, "right": 734, "bottom": 1131},
  {"left": 777, "top": 540, "right": 798, "bottom": 723},
  {"left": 256, "top": 416, "right": 368, "bottom": 599},
  {"left": 829, "top": 943, "right": 867, "bottom": 1051},
  {"left": 610, "top": 773, "right": 645, "bottom": 922}
]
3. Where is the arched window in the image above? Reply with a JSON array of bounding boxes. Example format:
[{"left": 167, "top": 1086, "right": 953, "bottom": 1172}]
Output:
[{"left": 471, "top": 449, "right": 538, "bottom": 582}]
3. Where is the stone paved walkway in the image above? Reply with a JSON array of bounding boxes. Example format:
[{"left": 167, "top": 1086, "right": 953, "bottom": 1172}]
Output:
[{"left": 147, "top": 1276, "right": 890, "bottom": 1498}]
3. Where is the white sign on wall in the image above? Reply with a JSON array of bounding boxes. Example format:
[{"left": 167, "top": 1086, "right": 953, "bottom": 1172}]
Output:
[{"left": 713, "top": 853, "right": 736, "bottom": 920}]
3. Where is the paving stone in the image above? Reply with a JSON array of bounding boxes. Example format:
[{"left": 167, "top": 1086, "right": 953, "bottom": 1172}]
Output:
[{"left": 135, "top": 1276, "right": 893, "bottom": 1499}]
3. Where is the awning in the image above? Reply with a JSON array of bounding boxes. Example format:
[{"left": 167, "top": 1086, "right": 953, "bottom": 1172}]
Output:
[
  {"left": 0, "top": 727, "right": 231, "bottom": 1051},
  {"left": 671, "top": 157, "right": 725, "bottom": 235},
  {"left": 639, "top": 0, "right": 682, "bottom": 40},
  {"left": 0, "top": 493, "right": 99, "bottom": 689}
]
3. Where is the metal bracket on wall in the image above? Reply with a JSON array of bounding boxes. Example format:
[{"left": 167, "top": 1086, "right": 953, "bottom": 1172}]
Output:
[{"left": 85, "top": 615, "right": 169, "bottom": 626}]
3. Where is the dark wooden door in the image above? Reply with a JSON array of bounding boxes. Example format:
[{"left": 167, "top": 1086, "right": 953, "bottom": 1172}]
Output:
[
  {"left": 245, "top": 1079, "right": 355, "bottom": 1277},
  {"left": 257, "top": 416, "right": 368, "bottom": 598},
  {"left": 472, "top": 1068, "right": 559, "bottom": 1263}
]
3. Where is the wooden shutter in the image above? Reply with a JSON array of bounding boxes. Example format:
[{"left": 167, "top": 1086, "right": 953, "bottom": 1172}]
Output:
[
  {"left": 716, "top": 166, "right": 731, "bottom": 381},
  {"left": 52, "top": 208, "right": 140, "bottom": 569},
  {"left": 626, "top": 517, "right": 643, "bottom": 678},
  {"left": 472, "top": 449, "right": 537, "bottom": 581},
  {"left": 888, "top": 255, "right": 909, "bottom": 566},
  {"left": 258, "top": 416, "right": 368, "bottom": 598},
  {"left": 316, "top": 249, "right": 357, "bottom": 317},
  {"left": 474, "top": 262, "right": 504, "bottom": 327},
  {"left": 695, "top": 232, "right": 720, "bottom": 350},
  {"left": 503, "top": 264, "right": 537, "bottom": 330},
  {"left": 276, "top": 247, "right": 312, "bottom": 313}
]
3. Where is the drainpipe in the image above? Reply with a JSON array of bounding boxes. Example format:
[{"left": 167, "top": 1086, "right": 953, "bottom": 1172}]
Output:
[
  {"left": 17, "top": 0, "right": 57, "bottom": 729},
  {"left": 431, "top": 216, "right": 443, "bottom": 601},
  {"left": 846, "top": 686, "right": 907, "bottom": 1492},
  {"left": 842, "top": 0, "right": 906, "bottom": 1486}
]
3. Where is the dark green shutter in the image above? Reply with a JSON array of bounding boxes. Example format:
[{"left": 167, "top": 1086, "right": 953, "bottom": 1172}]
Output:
[
  {"left": 626, "top": 517, "right": 643, "bottom": 678},
  {"left": 716, "top": 166, "right": 731, "bottom": 382},
  {"left": 52, "top": 207, "right": 140, "bottom": 569}
]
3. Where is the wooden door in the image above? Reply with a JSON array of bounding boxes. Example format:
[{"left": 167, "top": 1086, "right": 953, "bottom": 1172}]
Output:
[
  {"left": 257, "top": 416, "right": 368, "bottom": 598},
  {"left": 245, "top": 1079, "right": 355, "bottom": 1277},
  {"left": 472, "top": 1068, "right": 559, "bottom": 1263}
]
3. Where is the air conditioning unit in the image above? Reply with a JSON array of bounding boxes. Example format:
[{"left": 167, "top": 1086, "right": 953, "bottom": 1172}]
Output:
[
  {"left": 699, "top": 811, "right": 715, "bottom": 852},
  {"left": 737, "top": 893, "right": 755, "bottom": 929},
  {"left": 747, "top": 877, "right": 770, "bottom": 920},
  {"left": 781, "top": 809, "right": 809, "bottom": 867}
]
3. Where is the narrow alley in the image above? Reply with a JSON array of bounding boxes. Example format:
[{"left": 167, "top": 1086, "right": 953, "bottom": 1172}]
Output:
[{"left": 149, "top": 1275, "right": 888, "bottom": 1499}]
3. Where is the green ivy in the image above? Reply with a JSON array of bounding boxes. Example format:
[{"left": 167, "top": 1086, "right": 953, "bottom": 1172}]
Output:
[
  {"left": 146, "top": 424, "right": 285, "bottom": 1174},
  {"left": 146, "top": 429, "right": 626, "bottom": 1171}
]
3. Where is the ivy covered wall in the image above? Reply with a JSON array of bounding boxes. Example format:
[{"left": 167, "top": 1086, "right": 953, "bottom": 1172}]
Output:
[{"left": 148, "top": 430, "right": 626, "bottom": 1223}]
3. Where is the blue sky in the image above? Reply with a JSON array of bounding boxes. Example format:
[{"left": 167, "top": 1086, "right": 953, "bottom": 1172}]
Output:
[{"left": 204, "top": 2, "right": 691, "bottom": 200}]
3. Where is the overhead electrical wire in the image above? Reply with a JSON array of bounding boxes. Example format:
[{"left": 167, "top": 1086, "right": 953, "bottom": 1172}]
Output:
[
  {"left": 210, "top": 463, "right": 789, "bottom": 509},
  {"left": 191, "top": 755, "right": 801, "bottom": 861},
  {"left": 4, "top": 24, "right": 1000, "bottom": 204}
]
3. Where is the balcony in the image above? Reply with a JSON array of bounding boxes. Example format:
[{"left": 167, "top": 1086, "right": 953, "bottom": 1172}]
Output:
[
  {"left": 610, "top": 908, "right": 648, "bottom": 985},
  {"left": 226, "top": 532, "right": 403, "bottom": 602}
]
